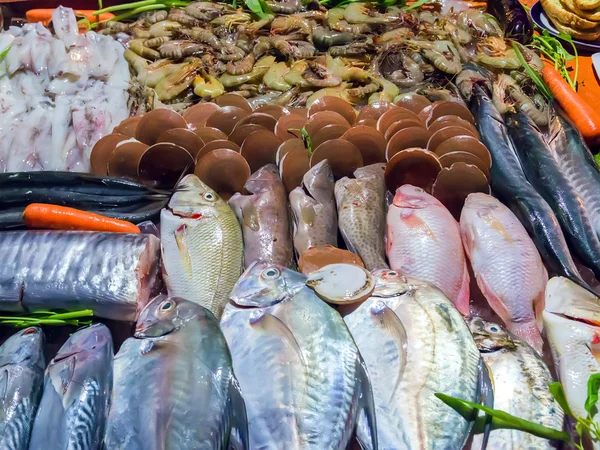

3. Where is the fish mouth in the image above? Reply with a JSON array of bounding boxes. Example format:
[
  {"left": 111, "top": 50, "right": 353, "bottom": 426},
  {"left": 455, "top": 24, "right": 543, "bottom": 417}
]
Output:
[
  {"left": 392, "top": 200, "right": 424, "bottom": 209},
  {"left": 53, "top": 350, "right": 78, "bottom": 363}
]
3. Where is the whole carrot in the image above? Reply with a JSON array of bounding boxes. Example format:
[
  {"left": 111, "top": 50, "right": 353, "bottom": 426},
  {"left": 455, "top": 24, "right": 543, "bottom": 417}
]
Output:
[
  {"left": 541, "top": 64, "right": 600, "bottom": 147},
  {"left": 24, "top": 204, "right": 141, "bottom": 233}
]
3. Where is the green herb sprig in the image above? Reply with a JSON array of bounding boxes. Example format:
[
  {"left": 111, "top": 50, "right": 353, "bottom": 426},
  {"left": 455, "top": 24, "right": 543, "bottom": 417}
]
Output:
[
  {"left": 512, "top": 41, "right": 553, "bottom": 100},
  {"left": 532, "top": 30, "right": 578, "bottom": 91},
  {"left": 0, "top": 310, "right": 94, "bottom": 328}
]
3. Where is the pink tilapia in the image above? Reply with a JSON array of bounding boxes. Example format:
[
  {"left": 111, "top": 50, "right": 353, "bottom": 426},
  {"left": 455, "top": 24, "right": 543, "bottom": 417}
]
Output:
[
  {"left": 386, "top": 185, "right": 470, "bottom": 315},
  {"left": 460, "top": 193, "right": 547, "bottom": 354}
]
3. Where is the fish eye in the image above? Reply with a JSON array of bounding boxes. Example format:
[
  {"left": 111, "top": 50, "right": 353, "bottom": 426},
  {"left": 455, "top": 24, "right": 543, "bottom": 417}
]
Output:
[
  {"left": 203, "top": 192, "right": 216, "bottom": 202},
  {"left": 388, "top": 271, "right": 397, "bottom": 276},
  {"left": 262, "top": 268, "right": 280, "bottom": 279},
  {"left": 23, "top": 328, "right": 37, "bottom": 335},
  {"left": 486, "top": 324, "right": 501, "bottom": 333},
  {"left": 160, "top": 300, "right": 175, "bottom": 312}
]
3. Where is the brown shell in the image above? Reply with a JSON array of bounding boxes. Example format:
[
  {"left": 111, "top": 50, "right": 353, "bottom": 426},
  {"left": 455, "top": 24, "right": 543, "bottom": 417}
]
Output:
[
  {"left": 275, "top": 114, "right": 308, "bottom": 141},
  {"left": 138, "top": 142, "right": 195, "bottom": 189},
  {"left": 434, "top": 135, "right": 492, "bottom": 169},
  {"left": 196, "top": 140, "right": 241, "bottom": 163},
  {"left": 205, "top": 106, "right": 250, "bottom": 135},
  {"left": 254, "top": 104, "right": 287, "bottom": 119},
  {"left": 310, "top": 139, "right": 363, "bottom": 179},
  {"left": 157, "top": 128, "right": 204, "bottom": 160},
  {"left": 136, "top": 109, "right": 187, "bottom": 146},
  {"left": 385, "top": 147, "right": 442, "bottom": 194},
  {"left": 193, "top": 127, "right": 229, "bottom": 144},
  {"left": 215, "top": 93, "right": 252, "bottom": 112},
  {"left": 305, "top": 111, "right": 350, "bottom": 138},
  {"left": 312, "top": 123, "right": 350, "bottom": 149},
  {"left": 394, "top": 93, "right": 432, "bottom": 114},
  {"left": 308, "top": 96, "right": 357, "bottom": 125},
  {"left": 384, "top": 119, "right": 425, "bottom": 141},
  {"left": 241, "top": 130, "right": 284, "bottom": 172},
  {"left": 356, "top": 118, "right": 378, "bottom": 128},
  {"left": 276, "top": 139, "right": 306, "bottom": 165},
  {"left": 418, "top": 105, "right": 433, "bottom": 123},
  {"left": 438, "top": 151, "right": 490, "bottom": 179},
  {"left": 236, "top": 112, "right": 277, "bottom": 131},
  {"left": 290, "top": 107, "right": 308, "bottom": 117},
  {"left": 114, "top": 116, "right": 142, "bottom": 138},
  {"left": 107, "top": 139, "right": 149, "bottom": 180},
  {"left": 229, "top": 124, "right": 266, "bottom": 146},
  {"left": 279, "top": 148, "right": 310, "bottom": 192},
  {"left": 386, "top": 127, "right": 432, "bottom": 161},
  {"left": 195, "top": 149, "right": 251, "bottom": 200},
  {"left": 356, "top": 102, "right": 397, "bottom": 123},
  {"left": 376, "top": 107, "right": 421, "bottom": 135},
  {"left": 90, "top": 133, "right": 129, "bottom": 175},
  {"left": 182, "top": 103, "right": 220, "bottom": 129},
  {"left": 428, "top": 115, "right": 480, "bottom": 139},
  {"left": 299, "top": 245, "right": 365, "bottom": 275},
  {"left": 427, "top": 126, "right": 477, "bottom": 152},
  {"left": 341, "top": 125, "right": 387, "bottom": 165},
  {"left": 432, "top": 162, "right": 490, "bottom": 220},
  {"left": 426, "top": 100, "right": 475, "bottom": 126}
]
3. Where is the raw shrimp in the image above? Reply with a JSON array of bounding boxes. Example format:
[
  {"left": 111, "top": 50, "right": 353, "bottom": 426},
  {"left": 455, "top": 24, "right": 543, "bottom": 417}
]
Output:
[
  {"left": 303, "top": 60, "right": 343, "bottom": 87},
  {"left": 457, "top": 9, "right": 503, "bottom": 37},
  {"left": 226, "top": 54, "right": 255, "bottom": 75},
  {"left": 344, "top": 3, "right": 396, "bottom": 24},
  {"left": 184, "top": 2, "right": 228, "bottom": 21},
  {"left": 158, "top": 40, "right": 205, "bottom": 59},
  {"left": 155, "top": 59, "right": 201, "bottom": 101},
  {"left": 312, "top": 27, "right": 357, "bottom": 49},
  {"left": 328, "top": 8, "right": 372, "bottom": 34},
  {"left": 271, "top": 35, "right": 316, "bottom": 59},
  {"left": 347, "top": 80, "right": 380, "bottom": 98},
  {"left": 129, "top": 39, "right": 160, "bottom": 60},
  {"left": 144, "top": 10, "right": 168, "bottom": 26},
  {"left": 188, "top": 27, "right": 221, "bottom": 49},
  {"left": 263, "top": 62, "right": 292, "bottom": 91},
  {"left": 266, "top": 0, "right": 301, "bottom": 14},
  {"left": 144, "top": 36, "right": 170, "bottom": 48},
  {"left": 329, "top": 42, "right": 373, "bottom": 56},
  {"left": 193, "top": 72, "right": 225, "bottom": 98},
  {"left": 167, "top": 9, "right": 200, "bottom": 27},
  {"left": 253, "top": 36, "right": 272, "bottom": 58},
  {"left": 271, "top": 15, "right": 312, "bottom": 35},
  {"left": 148, "top": 20, "right": 182, "bottom": 38},
  {"left": 219, "top": 56, "right": 275, "bottom": 87},
  {"left": 414, "top": 40, "right": 462, "bottom": 74}
]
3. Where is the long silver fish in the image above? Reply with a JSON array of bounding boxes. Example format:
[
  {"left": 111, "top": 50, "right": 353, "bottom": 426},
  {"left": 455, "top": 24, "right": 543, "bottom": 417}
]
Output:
[
  {"left": 289, "top": 160, "right": 337, "bottom": 257},
  {"left": 161, "top": 174, "right": 243, "bottom": 319},
  {"left": 229, "top": 164, "right": 293, "bottom": 268},
  {"left": 344, "top": 269, "right": 480, "bottom": 450},
  {"left": 468, "top": 317, "right": 563, "bottom": 450},
  {"left": 0, "top": 231, "right": 160, "bottom": 320},
  {"left": 335, "top": 164, "right": 388, "bottom": 271},
  {"left": 103, "top": 295, "right": 248, "bottom": 450},
  {"left": 0, "top": 327, "right": 45, "bottom": 450},
  {"left": 221, "top": 261, "right": 377, "bottom": 450},
  {"left": 29, "top": 323, "right": 113, "bottom": 450}
]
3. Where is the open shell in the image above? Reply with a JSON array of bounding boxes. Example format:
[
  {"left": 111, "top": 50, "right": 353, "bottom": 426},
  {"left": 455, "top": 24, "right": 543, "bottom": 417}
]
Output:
[
  {"left": 206, "top": 105, "right": 249, "bottom": 135},
  {"left": 306, "top": 263, "right": 375, "bottom": 305},
  {"left": 240, "top": 130, "right": 283, "bottom": 172},
  {"left": 385, "top": 147, "right": 442, "bottom": 193},
  {"left": 341, "top": 125, "right": 387, "bottom": 165},
  {"left": 157, "top": 128, "right": 204, "bottom": 160},
  {"left": 386, "top": 127, "right": 431, "bottom": 161},
  {"left": 298, "top": 245, "right": 365, "bottom": 275},
  {"left": 195, "top": 148, "right": 251, "bottom": 200},
  {"left": 136, "top": 109, "right": 187, "bottom": 146},
  {"left": 182, "top": 103, "right": 220, "bottom": 129},
  {"left": 309, "top": 96, "right": 357, "bottom": 125},
  {"left": 138, "top": 142, "right": 194, "bottom": 189},
  {"left": 215, "top": 93, "right": 252, "bottom": 112},
  {"left": 432, "top": 162, "right": 490, "bottom": 219},
  {"left": 427, "top": 126, "right": 477, "bottom": 152},
  {"left": 310, "top": 139, "right": 363, "bottom": 179},
  {"left": 90, "top": 133, "right": 129, "bottom": 176},
  {"left": 395, "top": 93, "right": 432, "bottom": 114},
  {"left": 279, "top": 147, "right": 310, "bottom": 192},
  {"left": 312, "top": 123, "right": 350, "bottom": 149}
]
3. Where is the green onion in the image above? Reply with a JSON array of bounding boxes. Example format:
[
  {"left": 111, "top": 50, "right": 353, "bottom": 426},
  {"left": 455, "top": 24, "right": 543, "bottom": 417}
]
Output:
[
  {"left": 0, "top": 44, "right": 12, "bottom": 63},
  {"left": 512, "top": 41, "right": 553, "bottom": 100},
  {"left": 405, "top": 0, "right": 434, "bottom": 11},
  {"left": 0, "top": 310, "right": 94, "bottom": 328},
  {"left": 532, "top": 31, "right": 578, "bottom": 91}
]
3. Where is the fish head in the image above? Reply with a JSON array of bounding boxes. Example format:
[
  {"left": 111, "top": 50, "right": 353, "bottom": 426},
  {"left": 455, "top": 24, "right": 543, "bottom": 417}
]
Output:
[
  {"left": 468, "top": 317, "right": 516, "bottom": 353},
  {"left": 53, "top": 324, "right": 112, "bottom": 367},
  {"left": 302, "top": 160, "right": 334, "bottom": 204},
  {"left": 244, "top": 164, "right": 280, "bottom": 195},
  {"left": 0, "top": 327, "right": 45, "bottom": 369},
  {"left": 231, "top": 260, "right": 307, "bottom": 307},
  {"left": 168, "top": 174, "right": 226, "bottom": 219},
  {"left": 392, "top": 185, "right": 439, "bottom": 210},
  {"left": 135, "top": 295, "right": 212, "bottom": 338},
  {"left": 372, "top": 269, "right": 410, "bottom": 297}
]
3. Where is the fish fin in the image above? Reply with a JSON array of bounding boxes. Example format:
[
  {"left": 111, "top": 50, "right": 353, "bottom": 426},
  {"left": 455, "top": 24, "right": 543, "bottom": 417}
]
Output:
[
  {"left": 240, "top": 200, "right": 260, "bottom": 232},
  {"left": 454, "top": 262, "right": 471, "bottom": 317},
  {"left": 476, "top": 272, "right": 511, "bottom": 324},
  {"left": 174, "top": 224, "right": 193, "bottom": 276},
  {"left": 340, "top": 226, "right": 358, "bottom": 255},
  {"left": 301, "top": 204, "right": 316, "bottom": 227},
  {"left": 354, "top": 357, "right": 378, "bottom": 450},
  {"left": 250, "top": 311, "right": 306, "bottom": 368},
  {"left": 227, "top": 377, "right": 249, "bottom": 450},
  {"left": 478, "top": 359, "right": 494, "bottom": 450},
  {"left": 403, "top": 213, "right": 437, "bottom": 243}
]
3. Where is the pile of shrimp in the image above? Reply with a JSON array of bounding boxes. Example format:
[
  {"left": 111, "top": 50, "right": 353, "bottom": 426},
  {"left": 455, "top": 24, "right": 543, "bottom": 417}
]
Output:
[{"left": 101, "top": 1, "right": 546, "bottom": 122}]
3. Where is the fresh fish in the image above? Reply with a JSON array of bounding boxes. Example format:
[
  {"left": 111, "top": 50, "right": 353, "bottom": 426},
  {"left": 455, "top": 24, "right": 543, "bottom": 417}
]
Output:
[
  {"left": 289, "top": 160, "right": 337, "bottom": 256},
  {"left": 386, "top": 184, "right": 470, "bottom": 315},
  {"left": 468, "top": 317, "right": 563, "bottom": 450},
  {"left": 344, "top": 269, "right": 480, "bottom": 450},
  {"left": 0, "top": 327, "right": 45, "bottom": 450},
  {"left": 335, "top": 164, "right": 388, "bottom": 271},
  {"left": 220, "top": 261, "right": 377, "bottom": 450},
  {"left": 0, "top": 231, "right": 160, "bottom": 320},
  {"left": 161, "top": 174, "right": 243, "bottom": 319},
  {"left": 103, "top": 295, "right": 248, "bottom": 450},
  {"left": 229, "top": 164, "right": 293, "bottom": 268},
  {"left": 465, "top": 78, "right": 584, "bottom": 287},
  {"left": 29, "top": 324, "right": 113, "bottom": 450},
  {"left": 460, "top": 193, "right": 547, "bottom": 353},
  {"left": 507, "top": 110, "right": 600, "bottom": 278}
]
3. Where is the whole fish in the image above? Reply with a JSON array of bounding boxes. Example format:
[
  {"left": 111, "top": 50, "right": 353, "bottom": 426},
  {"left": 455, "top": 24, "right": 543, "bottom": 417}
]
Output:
[
  {"left": 0, "top": 327, "right": 45, "bottom": 450},
  {"left": 335, "top": 164, "right": 388, "bottom": 271},
  {"left": 229, "top": 164, "right": 293, "bottom": 268},
  {"left": 468, "top": 317, "right": 563, "bottom": 450},
  {"left": 507, "top": 110, "right": 600, "bottom": 278},
  {"left": 386, "top": 184, "right": 470, "bottom": 315},
  {"left": 460, "top": 70, "right": 584, "bottom": 287},
  {"left": 0, "top": 231, "right": 160, "bottom": 320},
  {"left": 103, "top": 295, "right": 248, "bottom": 450},
  {"left": 460, "top": 193, "right": 547, "bottom": 353},
  {"left": 289, "top": 160, "right": 337, "bottom": 257},
  {"left": 344, "top": 269, "right": 480, "bottom": 450},
  {"left": 161, "top": 174, "right": 243, "bottom": 319},
  {"left": 220, "top": 261, "right": 377, "bottom": 450},
  {"left": 29, "top": 324, "right": 113, "bottom": 450}
]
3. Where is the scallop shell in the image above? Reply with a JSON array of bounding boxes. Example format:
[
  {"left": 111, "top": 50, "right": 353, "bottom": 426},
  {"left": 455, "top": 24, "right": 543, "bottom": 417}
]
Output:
[
  {"left": 195, "top": 149, "right": 251, "bottom": 200},
  {"left": 341, "top": 125, "right": 387, "bottom": 165},
  {"left": 157, "top": 128, "right": 204, "bottom": 160},
  {"left": 196, "top": 140, "right": 241, "bottom": 163},
  {"left": 434, "top": 135, "right": 492, "bottom": 170},
  {"left": 356, "top": 102, "right": 397, "bottom": 122},
  {"left": 306, "top": 263, "right": 375, "bottom": 305},
  {"left": 279, "top": 148, "right": 310, "bottom": 192},
  {"left": 308, "top": 96, "right": 357, "bottom": 125},
  {"left": 114, "top": 116, "right": 142, "bottom": 138},
  {"left": 386, "top": 127, "right": 432, "bottom": 161},
  {"left": 427, "top": 126, "right": 477, "bottom": 152},
  {"left": 136, "top": 109, "right": 187, "bottom": 146},
  {"left": 312, "top": 123, "right": 350, "bottom": 149},
  {"left": 182, "top": 103, "right": 221, "bottom": 129},
  {"left": 193, "top": 127, "right": 229, "bottom": 144},
  {"left": 138, "top": 142, "right": 195, "bottom": 189},
  {"left": 426, "top": 100, "right": 475, "bottom": 126},
  {"left": 215, "top": 93, "right": 252, "bottom": 112},
  {"left": 275, "top": 114, "right": 308, "bottom": 141},
  {"left": 310, "top": 139, "right": 363, "bottom": 179},
  {"left": 385, "top": 147, "right": 442, "bottom": 194},
  {"left": 90, "top": 133, "right": 129, "bottom": 176},
  {"left": 205, "top": 106, "right": 250, "bottom": 135},
  {"left": 432, "top": 162, "right": 490, "bottom": 219},
  {"left": 241, "top": 130, "right": 284, "bottom": 172},
  {"left": 384, "top": 119, "right": 425, "bottom": 141},
  {"left": 395, "top": 93, "right": 432, "bottom": 114}
]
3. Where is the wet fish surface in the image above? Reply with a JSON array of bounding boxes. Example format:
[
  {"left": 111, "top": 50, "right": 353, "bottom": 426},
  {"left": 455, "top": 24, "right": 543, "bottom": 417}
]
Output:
[
  {"left": 0, "top": 231, "right": 160, "bottom": 320},
  {"left": 0, "top": 327, "right": 45, "bottom": 450},
  {"left": 29, "top": 323, "right": 113, "bottom": 450},
  {"left": 468, "top": 317, "right": 563, "bottom": 450},
  {"left": 220, "top": 261, "right": 377, "bottom": 450},
  {"left": 289, "top": 160, "right": 337, "bottom": 257},
  {"left": 229, "top": 164, "right": 293, "bottom": 268},
  {"left": 161, "top": 174, "right": 243, "bottom": 319},
  {"left": 103, "top": 295, "right": 248, "bottom": 450},
  {"left": 344, "top": 269, "right": 480, "bottom": 450},
  {"left": 460, "top": 193, "right": 547, "bottom": 353},
  {"left": 386, "top": 184, "right": 470, "bottom": 315},
  {"left": 335, "top": 164, "right": 388, "bottom": 271}
]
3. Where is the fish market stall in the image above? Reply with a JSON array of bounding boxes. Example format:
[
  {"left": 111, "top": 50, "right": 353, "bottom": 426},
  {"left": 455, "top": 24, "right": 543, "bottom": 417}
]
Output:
[{"left": 0, "top": 1, "right": 600, "bottom": 449}]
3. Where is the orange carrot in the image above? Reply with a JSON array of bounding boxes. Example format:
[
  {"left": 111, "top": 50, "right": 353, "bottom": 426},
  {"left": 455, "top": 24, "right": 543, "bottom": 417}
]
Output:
[
  {"left": 24, "top": 204, "right": 140, "bottom": 233},
  {"left": 542, "top": 64, "right": 600, "bottom": 147}
]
